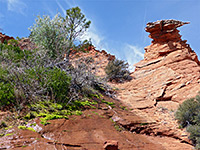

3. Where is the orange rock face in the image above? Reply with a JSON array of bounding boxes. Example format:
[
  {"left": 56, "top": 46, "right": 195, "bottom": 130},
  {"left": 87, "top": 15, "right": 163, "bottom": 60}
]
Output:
[
  {"left": 111, "top": 20, "right": 200, "bottom": 148},
  {"left": 118, "top": 20, "right": 200, "bottom": 110}
]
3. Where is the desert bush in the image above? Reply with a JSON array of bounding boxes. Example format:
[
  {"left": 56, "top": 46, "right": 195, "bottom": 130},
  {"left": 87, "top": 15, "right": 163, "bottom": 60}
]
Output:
[
  {"left": 187, "top": 125, "right": 200, "bottom": 149},
  {"left": 72, "top": 39, "right": 93, "bottom": 53},
  {"left": 175, "top": 92, "right": 200, "bottom": 149},
  {"left": 0, "top": 39, "right": 111, "bottom": 110},
  {"left": 43, "top": 68, "right": 71, "bottom": 102},
  {"left": 105, "top": 58, "right": 131, "bottom": 82},
  {"left": 0, "top": 41, "right": 25, "bottom": 62},
  {"left": 29, "top": 7, "right": 91, "bottom": 59},
  {"left": 64, "top": 56, "right": 112, "bottom": 103},
  {"left": 29, "top": 14, "right": 68, "bottom": 58},
  {"left": 175, "top": 93, "right": 200, "bottom": 128},
  {"left": 0, "top": 68, "right": 15, "bottom": 107}
]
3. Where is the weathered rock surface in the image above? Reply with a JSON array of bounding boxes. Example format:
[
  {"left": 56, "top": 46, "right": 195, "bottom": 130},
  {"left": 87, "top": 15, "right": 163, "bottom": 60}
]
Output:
[
  {"left": 116, "top": 19, "right": 200, "bottom": 110},
  {"left": 111, "top": 19, "right": 200, "bottom": 149},
  {"left": 70, "top": 46, "right": 115, "bottom": 78},
  {"left": 0, "top": 32, "right": 14, "bottom": 43},
  {"left": 2, "top": 97, "right": 183, "bottom": 150}
]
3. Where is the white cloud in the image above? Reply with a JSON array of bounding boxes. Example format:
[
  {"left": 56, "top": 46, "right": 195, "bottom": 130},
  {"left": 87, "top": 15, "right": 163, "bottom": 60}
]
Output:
[
  {"left": 56, "top": 0, "right": 66, "bottom": 15},
  {"left": 124, "top": 44, "right": 144, "bottom": 71},
  {"left": 64, "top": 0, "right": 75, "bottom": 8},
  {"left": 52, "top": 1, "right": 144, "bottom": 72},
  {"left": 6, "top": 0, "right": 27, "bottom": 15},
  {"left": 80, "top": 25, "right": 105, "bottom": 50}
]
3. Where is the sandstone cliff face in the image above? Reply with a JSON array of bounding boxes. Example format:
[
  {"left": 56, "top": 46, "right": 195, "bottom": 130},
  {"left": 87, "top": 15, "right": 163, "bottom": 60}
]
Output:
[
  {"left": 118, "top": 20, "right": 200, "bottom": 110},
  {"left": 111, "top": 20, "right": 200, "bottom": 147}
]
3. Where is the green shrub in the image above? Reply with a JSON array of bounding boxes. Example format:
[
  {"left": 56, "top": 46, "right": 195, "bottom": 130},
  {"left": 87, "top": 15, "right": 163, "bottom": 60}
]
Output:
[
  {"left": 0, "top": 41, "right": 26, "bottom": 63},
  {"left": 175, "top": 92, "right": 200, "bottom": 149},
  {"left": 187, "top": 125, "right": 200, "bottom": 148},
  {"left": 175, "top": 94, "right": 200, "bottom": 128},
  {"left": 29, "top": 7, "right": 91, "bottom": 59},
  {"left": 29, "top": 14, "right": 68, "bottom": 58},
  {"left": 0, "top": 68, "right": 15, "bottom": 107},
  {"left": 0, "top": 82, "right": 15, "bottom": 106},
  {"left": 72, "top": 39, "right": 93, "bottom": 53},
  {"left": 45, "top": 68, "right": 71, "bottom": 102},
  {"left": 105, "top": 58, "right": 131, "bottom": 83}
]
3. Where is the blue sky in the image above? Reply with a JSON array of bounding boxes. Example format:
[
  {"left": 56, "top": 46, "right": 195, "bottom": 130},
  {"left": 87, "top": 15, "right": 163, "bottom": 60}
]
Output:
[{"left": 0, "top": 0, "right": 200, "bottom": 70}]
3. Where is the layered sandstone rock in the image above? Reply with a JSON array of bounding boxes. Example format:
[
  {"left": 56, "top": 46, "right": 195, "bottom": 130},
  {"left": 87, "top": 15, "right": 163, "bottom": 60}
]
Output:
[
  {"left": 112, "top": 19, "right": 200, "bottom": 147},
  {"left": 117, "top": 20, "right": 200, "bottom": 110}
]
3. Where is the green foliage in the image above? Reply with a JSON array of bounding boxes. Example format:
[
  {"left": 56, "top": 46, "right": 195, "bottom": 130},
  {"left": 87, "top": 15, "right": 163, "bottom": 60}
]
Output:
[
  {"left": 0, "top": 82, "right": 15, "bottom": 106},
  {"left": 8, "top": 39, "right": 19, "bottom": 47},
  {"left": 72, "top": 39, "right": 93, "bottom": 53},
  {"left": 65, "top": 7, "right": 91, "bottom": 56},
  {"left": 29, "top": 6, "right": 91, "bottom": 59},
  {"left": 5, "top": 133, "right": 14, "bottom": 136},
  {"left": 175, "top": 92, "right": 200, "bottom": 149},
  {"left": 18, "top": 126, "right": 36, "bottom": 132},
  {"left": 105, "top": 58, "right": 131, "bottom": 83},
  {"left": 0, "top": 68, "right": 15, "bottom": 107},
  {"left": 29, "top": 14, "right": 68, "bottom": 58},
  {"left": 4, "top": 126, "right": 12, "bottom": 130},
  {"left": 0, "top": 122, "right": 7, "bottom": 128},
  {"left": 101, "top": 99, "right": 115, "bottom": 107},
  {"left": 16, "top": 67, "right": 71, "bottom": 104},
  {"left": 0, "top": 41, "right": 26, "bottom": 62},
  {"left": 187, "top": 125, "right": 200, "bottom": 148},
  {"left": 46, "top": 68, "right": 71, "bottom": 102},
  {"left": 175, "top": 95, "right": 200, "bottom": 128},
  {"left": 18, "top": 126, "right": 27, "bottom": 130},
  {"left": 24, "top": 99, "right": 98, "bottom": 125}
]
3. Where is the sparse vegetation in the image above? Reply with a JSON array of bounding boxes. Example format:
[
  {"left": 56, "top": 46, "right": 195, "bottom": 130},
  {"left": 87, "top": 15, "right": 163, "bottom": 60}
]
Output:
[
  {"left": 105, "top": 58, "right": 132, "bottom": 82},
  {"left": 18, "top": 126, "right": 36, "bottom": 132},
  {"left": 175, "top": 92, "right": 200, "bottom": 149},
  {"left": 0, "top": 7, "right": 113, "bottom": 131}
]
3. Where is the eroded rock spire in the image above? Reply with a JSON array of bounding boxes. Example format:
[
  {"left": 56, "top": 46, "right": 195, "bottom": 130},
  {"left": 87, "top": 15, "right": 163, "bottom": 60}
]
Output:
[{"left": 145, "top": 19, "right": 190, "bottom": 42}]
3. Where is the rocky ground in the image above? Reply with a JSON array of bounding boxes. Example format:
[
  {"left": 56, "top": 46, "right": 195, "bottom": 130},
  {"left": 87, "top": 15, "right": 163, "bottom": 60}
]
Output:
[{"left": 0, "top": 95, "right": 193, "bottom": 150}]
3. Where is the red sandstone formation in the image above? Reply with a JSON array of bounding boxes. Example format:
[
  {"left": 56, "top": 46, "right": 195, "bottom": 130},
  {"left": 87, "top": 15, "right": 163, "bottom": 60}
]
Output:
[
  {"left": 112, "top": 20, "right": 200, "bottom": 146},
  {"left": 70, "top": 46, "right": 115, "bottom": 77},
  {"left": 145, "top": 20, "right": 189, "bottom": 43},
  {"left": 0, "top": 32, "right": 14, "bottom": 43},
  {"left": 117, "top": 19, "right": 200, "bottom": 110}
]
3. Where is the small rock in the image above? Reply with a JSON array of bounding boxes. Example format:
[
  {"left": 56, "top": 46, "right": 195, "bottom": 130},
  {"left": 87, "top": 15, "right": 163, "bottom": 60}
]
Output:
[{"left": 103, "top": 140, "right": 118, "bottom": 150}]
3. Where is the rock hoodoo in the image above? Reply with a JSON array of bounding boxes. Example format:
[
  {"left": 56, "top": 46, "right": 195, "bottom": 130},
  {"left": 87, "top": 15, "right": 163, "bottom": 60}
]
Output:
[
  {"left": 118, "top": 19, "right": 200, "bottom": 109},
  {"left": 145, "top": 20, "right": 189, "bottom": 43}
]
